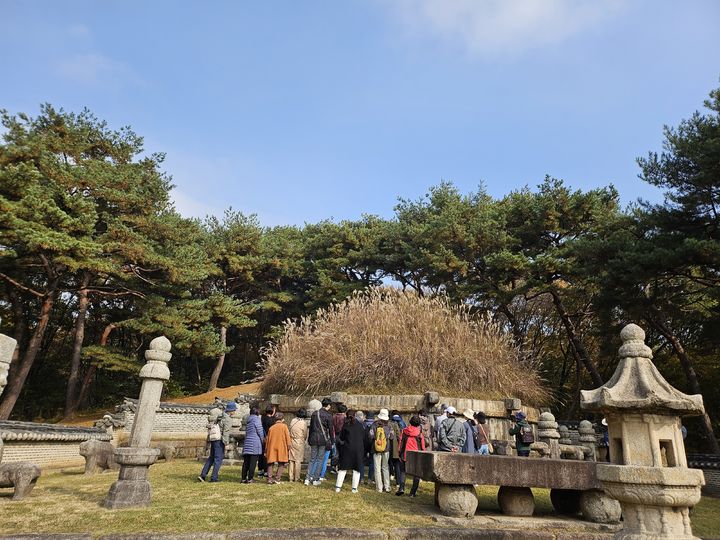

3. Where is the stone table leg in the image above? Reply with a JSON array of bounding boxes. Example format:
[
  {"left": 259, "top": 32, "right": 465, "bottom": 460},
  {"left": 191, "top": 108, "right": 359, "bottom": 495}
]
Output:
[
  {"left": 436, "top": 483, "right": 478, "bottom": 517},
  {"left": 579, "top": 489, "right": 621, "bottom": 524},
  {"left": 498, "top": 485, "right": 534, "bottom": 516},
  {"left": 550, "top": 488, "right": 581, "bottom": 515}
]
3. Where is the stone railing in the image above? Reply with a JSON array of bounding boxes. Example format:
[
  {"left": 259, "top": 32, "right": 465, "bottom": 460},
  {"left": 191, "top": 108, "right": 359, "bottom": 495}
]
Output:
[{"left": 0, "top": 420, "right": 112, "bottom": 468}]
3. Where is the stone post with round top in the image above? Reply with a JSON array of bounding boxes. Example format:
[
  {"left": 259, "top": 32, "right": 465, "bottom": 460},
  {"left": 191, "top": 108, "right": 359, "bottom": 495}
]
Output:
[
  {"left": 104, "top": 336, "right": 171, "bottom": 509},
  {"left": 581, "top": 323, "right": 705, "bottom": 539}
]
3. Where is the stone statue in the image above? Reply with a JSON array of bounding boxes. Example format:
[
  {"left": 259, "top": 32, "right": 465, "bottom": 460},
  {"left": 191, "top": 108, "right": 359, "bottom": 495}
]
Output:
[
  {"left": 0, "top": 462, "right": 41, "bottom": 500},
  {"left": 79, "top": 439, "right": 119, "bottom": 474}
]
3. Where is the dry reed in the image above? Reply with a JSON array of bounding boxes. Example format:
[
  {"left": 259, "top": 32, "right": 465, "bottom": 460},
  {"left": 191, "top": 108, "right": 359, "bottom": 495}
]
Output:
[{"left": 260, "top": 287, "right": 549, "bottom": 405}]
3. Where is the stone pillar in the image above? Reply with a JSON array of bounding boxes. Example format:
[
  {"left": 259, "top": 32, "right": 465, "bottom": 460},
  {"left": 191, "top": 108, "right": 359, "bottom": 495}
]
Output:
[
  {"left": 558, "top": 425, "right": 572, "bottom": 445},
  {"left": 104, "top": 336, "right": 171, "bottom": 509},
  {"left": 578, "top": 420, "right": 597, "bottom": 461},
  {"left": 581, "top": 324, "right": 705, "bottom": 540},
  {"left": 538, "top": 412, "right": 561, "bottom": 460},
  {"left": 0, "top": 318, "right": 18, "bottom": 398}
]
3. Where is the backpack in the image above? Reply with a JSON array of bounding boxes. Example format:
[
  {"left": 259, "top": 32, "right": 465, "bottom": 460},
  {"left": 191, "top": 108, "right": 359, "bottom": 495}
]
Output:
[
  {"left": 520, "top": 424, "right": 534, "bottom": 444},
  {"left": 374, "top": 425, "right": 388, "bottom": 453},
  {"left": 208, "top": 421, "right": 222, "bottom": 442}
]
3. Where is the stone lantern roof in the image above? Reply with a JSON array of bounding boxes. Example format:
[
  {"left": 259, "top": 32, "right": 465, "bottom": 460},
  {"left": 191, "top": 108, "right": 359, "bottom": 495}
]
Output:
[{"left": 581, "top": 323, "right": 704, "bottom": 416}]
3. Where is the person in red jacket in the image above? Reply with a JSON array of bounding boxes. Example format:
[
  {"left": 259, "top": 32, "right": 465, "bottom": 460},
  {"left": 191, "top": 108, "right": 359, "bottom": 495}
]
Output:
[{"left": 396, "top": 415, "right": 426, "bottom": 497}]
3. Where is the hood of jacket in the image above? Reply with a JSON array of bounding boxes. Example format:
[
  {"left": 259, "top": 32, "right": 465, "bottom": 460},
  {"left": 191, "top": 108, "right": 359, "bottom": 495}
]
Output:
[{"left": 402, "top": 425, "right": 421, "bottom": 438}]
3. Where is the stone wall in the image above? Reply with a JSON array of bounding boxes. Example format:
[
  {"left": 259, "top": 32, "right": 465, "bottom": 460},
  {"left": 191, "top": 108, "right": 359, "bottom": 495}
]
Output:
[
  {"left": 97, "top": 398, "right": 230, "bottom": 458},
  {"left": 0, "top": 420, "right": 112, "bottom": 468},
  {"left": 688, "top": 453, "right": 720, "bottom": 496},
  {"left": 268, "top": 392, "right": 541, "bottom": 444}
]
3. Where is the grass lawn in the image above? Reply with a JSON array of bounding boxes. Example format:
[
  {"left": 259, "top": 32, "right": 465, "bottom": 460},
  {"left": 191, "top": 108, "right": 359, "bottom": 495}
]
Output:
[{"left": 1, "top": 459, "right": 719, "bottom": 538}]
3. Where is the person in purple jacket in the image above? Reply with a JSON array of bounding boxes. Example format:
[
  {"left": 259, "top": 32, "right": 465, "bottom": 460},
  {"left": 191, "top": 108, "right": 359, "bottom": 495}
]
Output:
[{"left": 241, "top": 406, "right": 265, "bottom": 483}]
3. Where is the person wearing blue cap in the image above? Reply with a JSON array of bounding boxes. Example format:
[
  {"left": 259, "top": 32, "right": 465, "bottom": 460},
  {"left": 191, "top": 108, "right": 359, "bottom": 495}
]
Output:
[
  {"left": 509, "top": 411, "right": 533, "bottom": 457},
  {"left": 198, "top": 401, "right": 235, "bottom": 482}
]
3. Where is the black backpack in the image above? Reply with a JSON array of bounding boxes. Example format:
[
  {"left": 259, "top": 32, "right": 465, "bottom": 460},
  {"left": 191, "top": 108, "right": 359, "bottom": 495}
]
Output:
[{"left": 520, "top": 424, "right": 534, "bottom": 444}]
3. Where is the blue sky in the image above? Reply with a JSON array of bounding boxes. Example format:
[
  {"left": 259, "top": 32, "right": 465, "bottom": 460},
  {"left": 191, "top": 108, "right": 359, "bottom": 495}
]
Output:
[{"left": 1, "top": 1, "right": 719, "bottom": 225}]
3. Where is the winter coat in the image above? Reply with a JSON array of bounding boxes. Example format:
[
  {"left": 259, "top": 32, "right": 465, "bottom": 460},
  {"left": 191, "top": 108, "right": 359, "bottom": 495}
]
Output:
[
  {"left": 419, "top": 416, "right": 433, "bottom": 448},
  {"left": 243, "top": 414, "right": 265, "bottom": 455},
  {"left": 389, "top": 420, "right": 403, "bottom": 459},
  {"left": 261, "top": 414, "right": 277, "bottom": 440},
  {"left": 308, "top": 408, "right": 334, "bottom": 447},
  {"left": 220, "top": 413, "right": 234, "bottom": 445},
  {"left": 288, "top": 417, "right": 308, "bottom": 462},
  {"left": 392, "top": 414, "right": 407, "bottom": 429},
  {"left": 332, "top": 413, "right": 346, "bottom": 439},
  {"left": 337, "top": 419, "right": 365, "bottom": 472},
  {"left": 509, "top": 419, "right": 532, "bottom": 452},
  {"left": 434, "top": 413, "right": 447, "bottom": 443},
  {"left": 265, "top": 421, "right": 291, "bottom": 463},
  {"left": 368, "top": 420, "right": 395, "bottom": 454},
  {"left": 399, "top": 424, "right": 426, "bottom": 461},
  {"left": 362, "top": 419, "right": 375, "bottom": 453},
  {"left": 438, "top": 416, "right": 466, "bottom": 452},
  {"left": 462, "top": 420, "right": 478, "bottom": 453}
]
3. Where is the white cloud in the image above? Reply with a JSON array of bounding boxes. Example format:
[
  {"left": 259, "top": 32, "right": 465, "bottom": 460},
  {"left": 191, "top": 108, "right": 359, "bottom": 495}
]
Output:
[
  {"left": 387, "top": 0, "right": 624, "bottom": 57},
  {"left": 54, "top": 53, "right": 143, "bottom": 86},
  {"left": 170, "top": 189, "right": 222, "bottom": 220}
]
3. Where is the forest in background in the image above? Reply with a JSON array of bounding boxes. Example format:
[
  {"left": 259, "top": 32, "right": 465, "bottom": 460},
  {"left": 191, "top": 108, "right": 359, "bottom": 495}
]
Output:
[{"left": 1, "top": 84, "right": 719, "bottom": 454}]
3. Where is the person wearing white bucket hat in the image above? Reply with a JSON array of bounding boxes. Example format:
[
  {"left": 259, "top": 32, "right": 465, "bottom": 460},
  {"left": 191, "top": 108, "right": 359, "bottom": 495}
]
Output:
[
  {"left": 438, "top": 406, "right": 466, "bottom": 452},
  {"left": 368, "top": 408, "right": 395, "bottom": 492}
]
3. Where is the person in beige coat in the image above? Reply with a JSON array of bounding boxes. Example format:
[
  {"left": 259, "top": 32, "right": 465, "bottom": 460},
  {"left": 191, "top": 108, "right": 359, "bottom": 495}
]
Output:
[{"left": 288, "top": 408, "right": 308, "bottom": 482}]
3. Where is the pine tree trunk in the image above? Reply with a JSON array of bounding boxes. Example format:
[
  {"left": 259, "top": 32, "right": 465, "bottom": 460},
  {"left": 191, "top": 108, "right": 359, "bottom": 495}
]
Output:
[
  {"left": 645, "top": 316, "right": 720, "bottom": 454},
  {"left": 64, "top": 273, "right": 91, "bottom": 418},
  {"left": 549, "top": 289, "right": 605, "bottom": 388},
  {"left": 9, "top": 289, "right": 26, "bottom": 365},
  {"left": 0, "top": 283, "right": 58, "bottom": 419},
  {"left": 73, "top": 323, "right": 115, "bottom": 411},
  {"left": 208, "top": 325, "right": 227, "bottom": 392}
]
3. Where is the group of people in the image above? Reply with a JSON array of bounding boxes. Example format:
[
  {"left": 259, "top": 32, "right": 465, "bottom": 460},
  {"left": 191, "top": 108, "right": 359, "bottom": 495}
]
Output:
[{"left": 198, "top": 399, "right": 534, "bottom": 490}]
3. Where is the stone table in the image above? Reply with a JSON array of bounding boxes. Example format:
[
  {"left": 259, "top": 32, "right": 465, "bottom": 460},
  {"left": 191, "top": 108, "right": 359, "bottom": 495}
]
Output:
[{"left": 406, "top": 450, "right": 620, "bottom": 522}]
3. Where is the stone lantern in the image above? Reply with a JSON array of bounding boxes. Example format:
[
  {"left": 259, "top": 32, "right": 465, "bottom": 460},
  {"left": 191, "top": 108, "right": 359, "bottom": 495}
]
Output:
[
  {"left": 581, "top": 324, "right": 705, "bottom": 539},
  {"left": 0, "top": 318, "right": 17, "bottom": 398}
]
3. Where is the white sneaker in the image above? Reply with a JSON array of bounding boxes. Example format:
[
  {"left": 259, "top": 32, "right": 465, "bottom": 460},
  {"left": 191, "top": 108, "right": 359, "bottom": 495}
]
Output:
[
  {"left": 312, "top": 480, "right": 322, "bottom": 486},
  {"left": 304, "top": 479, "right": 310, "bottom": 486},
  {"left": 335, "top": 487, "right": 341, "bottom": 493},
  {"left": 351, "top": 488, "right": 358, "bottom": 493}
]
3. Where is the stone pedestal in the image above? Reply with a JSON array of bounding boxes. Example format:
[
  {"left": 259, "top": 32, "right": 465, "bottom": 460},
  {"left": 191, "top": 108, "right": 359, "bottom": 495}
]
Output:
[
  {"left": 598, "top": 465, "right": 703, "bottom": 539},
  {"left": 104, "top": 447, "right": 160, "bottom": 508},
  {"left": 104, "top": 336, "right": 171, "bottom": 509}
]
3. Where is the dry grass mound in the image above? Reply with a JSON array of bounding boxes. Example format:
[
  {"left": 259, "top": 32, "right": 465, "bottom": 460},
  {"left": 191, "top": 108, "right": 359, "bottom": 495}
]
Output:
[{"left": 261, "top": 288, "right": 549, "bottom": 404}]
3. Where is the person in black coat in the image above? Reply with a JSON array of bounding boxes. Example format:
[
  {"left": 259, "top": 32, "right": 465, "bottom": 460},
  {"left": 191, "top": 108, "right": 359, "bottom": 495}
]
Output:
[{"left": 334, "top": 410, "right": 366, "bottom": 493}]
